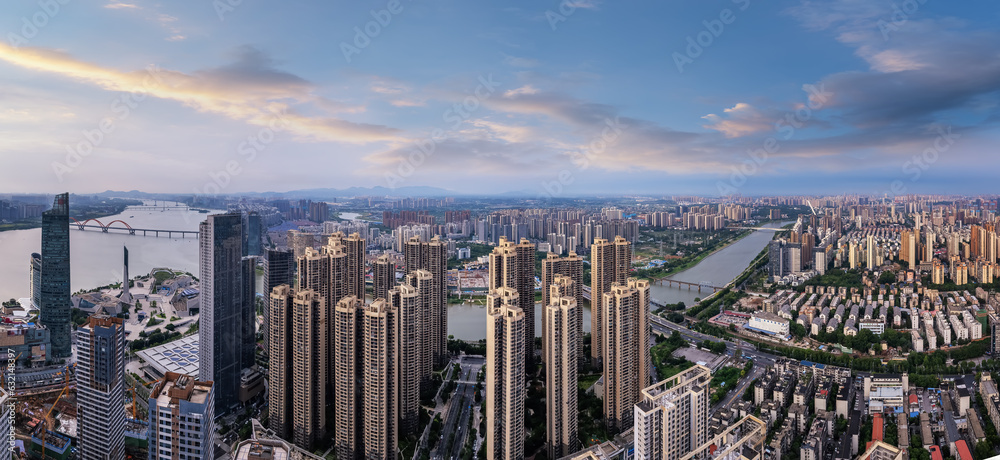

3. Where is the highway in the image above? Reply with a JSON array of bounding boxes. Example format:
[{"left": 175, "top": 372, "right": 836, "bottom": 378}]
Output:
[{"left": 431, "top": 358, "right": 484, "bottom": 460}]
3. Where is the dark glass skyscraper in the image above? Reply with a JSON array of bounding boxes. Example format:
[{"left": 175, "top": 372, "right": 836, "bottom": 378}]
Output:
[
  {"left": 40, "top": 193, "right": 71, "bottom": 358},
  {"left": 198, "top": 212, "right": 255, "bottom": 412}
]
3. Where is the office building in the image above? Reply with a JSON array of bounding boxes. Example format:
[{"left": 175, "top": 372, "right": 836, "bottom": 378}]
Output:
[
  {"left": 540, "top": 252, "right": 584, "bottom": 364},
  {"left": 77, "top": 316, "right": 126, "bottom": 460},
  {"left": 264, "top": 249, "right": 294, "bottom": 297},
  {"left": 362, "top": 299, "right": 398, "bottom": 460},
  {"left": 29, "top": 252, "right": 41, "bottom": 309},
  {"left": 121, "top": 246, "right": 132, "bottom": 306},
  {"left": 633, "top": 365, "right": 712, "bottom": 460},
  {"left": 489, "top": 237, "right": 537, "bottom": 365},
  {"left": 486, "top": 288, "right": 527, "bottom": 460},
  {"left": 333, "top": 296, "right": 363, "bottom": 460},
  {"left": 373, "top": 254, "right": 396, "bottom": 301},
  {"left": 545, "top": 276, "right": 580, "bottom": 459},
  {"left": 147, "top": 373, "right": 215, "bottom": 460},
  {"left": 404, "top": 235, "right": 449, "bottom": 367},
  {"left": 199, "top": 212, "right": 256, "bottom": 412},
  {"left": 263, "top": 248, "right": 293, "bottom": 347},
  {"left": 590, "top": 236, "right": 631, "bottom": 365},
  {"left": 40, "top": 193, "right": 71, "bottom": 358},
  {"left": 602, "top": 279, "right": 651, "bottom": 433}
]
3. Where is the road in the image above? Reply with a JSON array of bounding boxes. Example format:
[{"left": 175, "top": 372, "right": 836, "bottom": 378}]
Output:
[
  {"left": 650, "top": 315, "right": 778, "bottom": 368},
  {"left": 714, "top": 362, "right": 765, "bottom": 414},
  {"left": 424, "top": 356, "right": 485, "bottom": 460}
]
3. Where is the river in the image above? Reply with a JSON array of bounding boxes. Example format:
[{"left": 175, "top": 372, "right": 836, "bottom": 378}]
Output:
[
  {"left": 0, "top": 206, "right": 785, "bottom": 341},
  {"left": 0, "top": 201, "right": 204, "bottom": 301},
  {"left": 445, "top": 221, "right": 788, "bottom": 340}
]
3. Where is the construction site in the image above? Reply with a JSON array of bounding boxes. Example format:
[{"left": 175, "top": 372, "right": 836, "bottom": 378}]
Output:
[{"left": 9, "top": 367, "right": 153, "bottom": 460}]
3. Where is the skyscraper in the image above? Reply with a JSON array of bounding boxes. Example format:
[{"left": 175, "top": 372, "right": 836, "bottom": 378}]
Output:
[
  {"left": 485, "top": 288, "right": 526, "bottom": 460},
  {"left": 540, "top": 252, "right": 584, "bottom": 364},
  {"left": 295, "top": 233, "right": 366, "bottom": 401},
  {"left": 199, "top": 212, "right": 255, "bottom": 412},
  {"left": 267, "top": 285, "right": 294, "bottom": 440},
  {"left": 40, "top": 193, "right": 71, "bottom": 358},
  {"left": 264, "top": 248, "right": 294, "bottom": 298},
  {"left": 404, "top": 235, "right": 448, "bottom": 367},
  {"left": 388, "top": 277, "right": 423, "bottom": 435},
  {"left": 373, "top": 254, "right": 396, "bottom": 301},
  {"left": 901, "top": 230, "right": 917, "bottom": 268},
  {"left": 590, "top": 236, "right": 631, "bottom": 365},
  {"left": 633, "top": 365, "right": 711, "bottom": 460},
  {"left": 263, "top": 248, "right": 293, "bottom": 347},
  {"left": 147, "top": 373, "right": 215, "bottom": 460},
  {"left": 545, "top": 276, "right": 580, "bottom": 459},
  {"left": 489, "top": 237, "right": 536, "bottom": 362},
  {"left": 362, "top": 299, "right": 398, "bottom": 460},
  {"left": 120, "top": 246, "right": 131, "bottom": 305},
  {"left": 603, "top": 279, "right": 651, "bottom": 433},
  {"left": 29, "top": 252, "right": 41, "bottom": 309},
  {"left": 76, "top": 316, "right": 126, "bottom": 460},
  {"left": 333, "top": 295, "right": 363, "bottom": 460}
]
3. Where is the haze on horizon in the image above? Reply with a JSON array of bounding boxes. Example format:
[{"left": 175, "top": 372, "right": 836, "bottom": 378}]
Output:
[{"left": 1, "top": 0, "right": 999, "bottom": 197}]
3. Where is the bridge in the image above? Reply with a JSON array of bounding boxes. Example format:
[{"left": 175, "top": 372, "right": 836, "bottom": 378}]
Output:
[
  {"left": 726, "top": 226, "right": 782, "bottom": 231},
  {"left": 70, "top": 218, "right": 199, "bottom": 238},
  {"left": 652, "top": 278, "right": 726, "bottom": 293},
  {"left": 127, "top": 204, "right": 190, "bottom": 211}
]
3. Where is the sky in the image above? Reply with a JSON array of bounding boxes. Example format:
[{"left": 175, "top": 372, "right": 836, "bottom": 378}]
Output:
[{"left": 1, "top": 0, "right": 998, "bottom": 197}]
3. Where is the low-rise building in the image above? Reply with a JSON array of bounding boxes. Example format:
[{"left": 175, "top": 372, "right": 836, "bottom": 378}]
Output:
[{"left": 747, "top": 312, "right": 790, "bottom": 339}]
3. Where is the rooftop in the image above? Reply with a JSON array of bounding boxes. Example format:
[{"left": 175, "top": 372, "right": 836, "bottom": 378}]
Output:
[
  {"left": 136, "top": 335, "right": 199, "bottom": 376},
  {"left": 151, "top": 372, "right": 212, "bottom": 407}
]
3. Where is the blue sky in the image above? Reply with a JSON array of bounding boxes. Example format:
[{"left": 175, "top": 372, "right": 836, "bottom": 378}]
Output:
[{"left": 1, "top": 0, "right": 998, "bottom": 197}]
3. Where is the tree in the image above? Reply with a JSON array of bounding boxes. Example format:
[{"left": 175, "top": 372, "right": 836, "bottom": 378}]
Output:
[
  {"left": 974, "top": 441, "right": 992, "bottom": 460},
  {"left": 791, "top": 323, "right": 807, "bottom": 339}
]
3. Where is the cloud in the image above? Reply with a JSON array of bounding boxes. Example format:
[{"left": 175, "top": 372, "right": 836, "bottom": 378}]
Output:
[
  {"left": 702, "top": 103, "right": 774, "bottom": 138},
  {"left": 104, "top": 1, "right": 140, "bottom": 9},
  {"left": 502, "top": 54, "right": 539, "bottom": 68},
  {"left": 783, "top": 0, "right": 1000, "bottom": 131},
  {"left": 0, "top": 44, "right": 402, "bottom": 144}
]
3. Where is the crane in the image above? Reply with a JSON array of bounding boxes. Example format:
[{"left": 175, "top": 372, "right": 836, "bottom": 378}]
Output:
[
  {"left": 39, "top": 372, "right": 70, "bottom": 460},
  {"left": 128, "top": 378, "right": 156, "bottom": 419}
]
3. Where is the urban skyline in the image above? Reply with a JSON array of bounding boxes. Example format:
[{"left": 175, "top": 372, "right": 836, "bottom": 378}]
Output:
[
  {"left": 2, "top": 1, "right": 999, "bottom": 196},
  {"left": 5, "top": 1, "right": 1000, "bottom": 459}
]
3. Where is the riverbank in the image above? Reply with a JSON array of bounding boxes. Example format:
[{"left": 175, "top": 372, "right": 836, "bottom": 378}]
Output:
[
  {"left": 0, "top": 200, "right": 143, "bottom": 233},
  {"left": 635, "top": 228, "right": 753, "bottom": 281}
]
